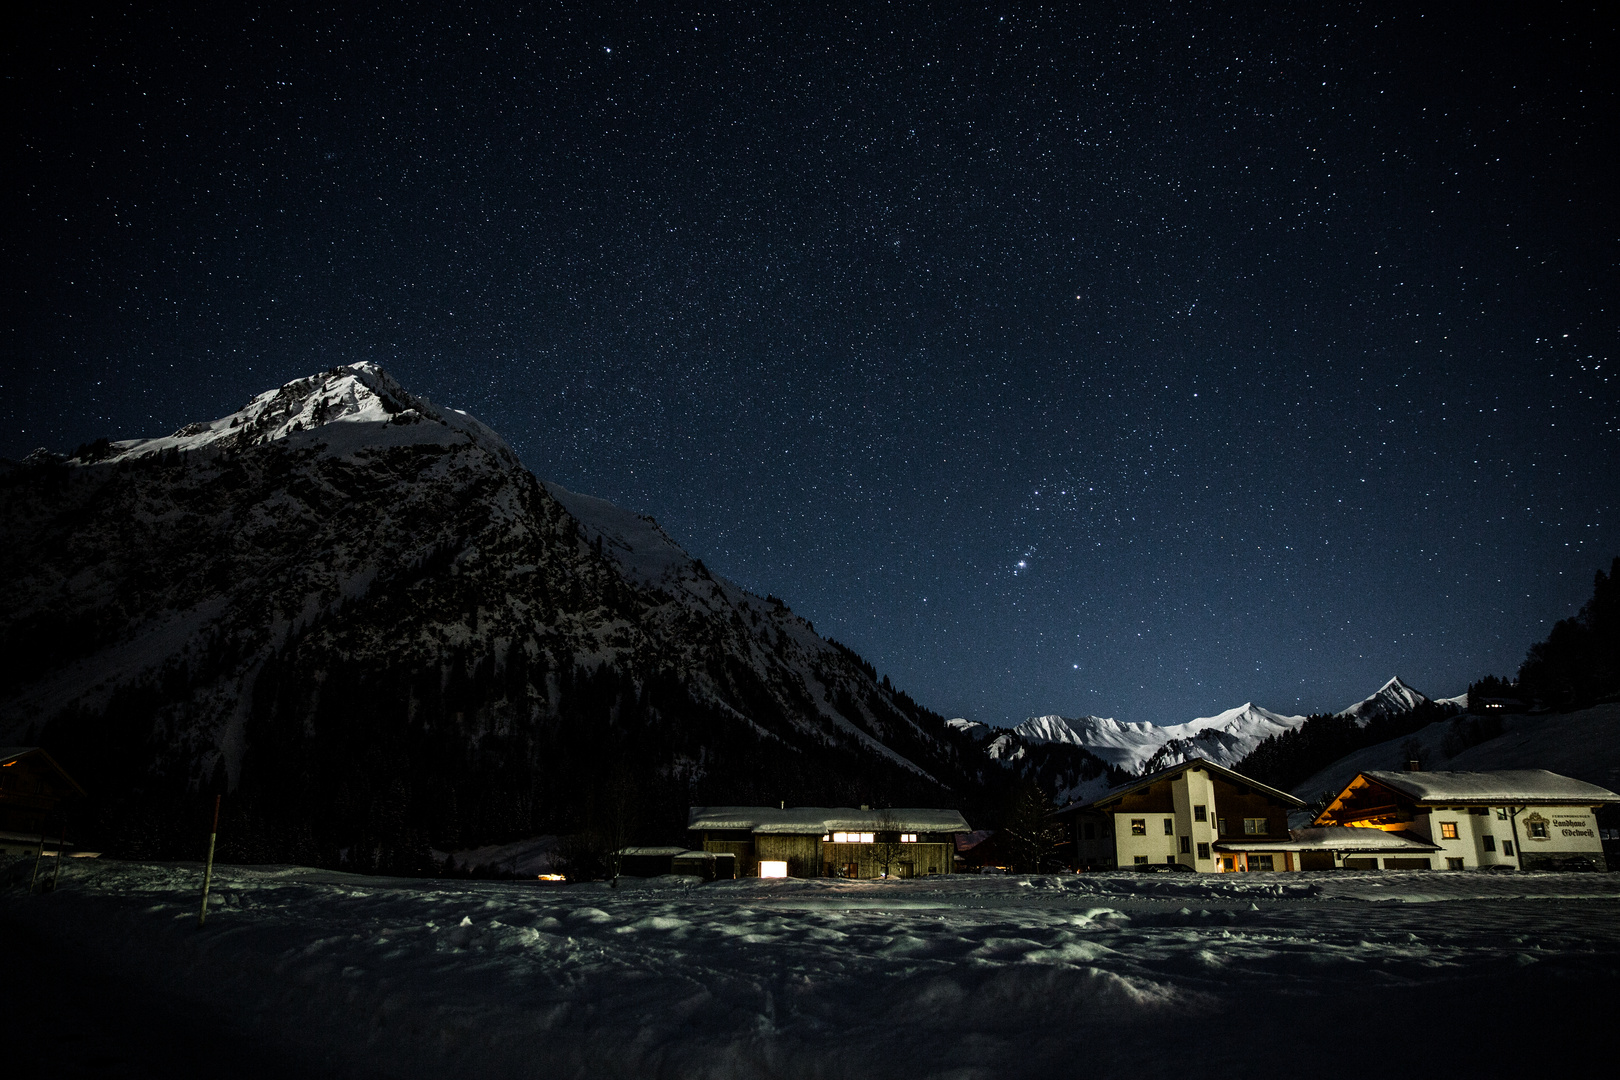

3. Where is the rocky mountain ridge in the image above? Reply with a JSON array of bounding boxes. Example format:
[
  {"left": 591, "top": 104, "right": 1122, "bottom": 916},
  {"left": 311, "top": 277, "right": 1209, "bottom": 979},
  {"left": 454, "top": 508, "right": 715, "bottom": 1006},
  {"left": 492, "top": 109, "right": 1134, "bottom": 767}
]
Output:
[
  {"left": 997, "top": 675, "right": 1451, "bottom": 778},
  {"left": 0, "top": 363, "right": 986, "bottom": 866}
]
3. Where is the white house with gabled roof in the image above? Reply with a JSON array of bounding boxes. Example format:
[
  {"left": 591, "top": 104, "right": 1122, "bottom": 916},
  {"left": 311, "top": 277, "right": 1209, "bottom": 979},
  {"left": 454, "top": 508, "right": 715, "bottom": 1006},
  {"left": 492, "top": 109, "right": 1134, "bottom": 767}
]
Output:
[{"left": 1313, "top": 768, "right": 1620, "bottom": 871}]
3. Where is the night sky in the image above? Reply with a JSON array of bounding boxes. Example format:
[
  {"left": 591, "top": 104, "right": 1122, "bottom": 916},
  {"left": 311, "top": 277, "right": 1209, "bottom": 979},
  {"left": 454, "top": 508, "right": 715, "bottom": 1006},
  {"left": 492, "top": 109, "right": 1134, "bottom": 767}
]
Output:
[{"left": 5, "top": 4, "right": 1616, "bottom": 727}]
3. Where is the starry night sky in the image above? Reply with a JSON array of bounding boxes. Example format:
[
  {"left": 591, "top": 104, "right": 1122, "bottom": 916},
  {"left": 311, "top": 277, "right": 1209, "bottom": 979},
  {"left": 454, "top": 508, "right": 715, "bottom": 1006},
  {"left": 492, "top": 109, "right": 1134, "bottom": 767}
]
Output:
[{"left": 4, "top": 4, "right": 1616, "bottom": 727}]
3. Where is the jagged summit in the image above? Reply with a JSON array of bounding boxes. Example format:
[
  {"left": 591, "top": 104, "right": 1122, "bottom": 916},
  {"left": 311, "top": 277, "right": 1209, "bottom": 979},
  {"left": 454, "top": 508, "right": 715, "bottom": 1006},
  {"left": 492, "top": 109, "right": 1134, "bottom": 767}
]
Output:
[
  {"left": 1335, "top": 675, "right": 1429, "bottom": 725},
  {"left": 71, "top": 362, "right": 517, "bottom": 468}
]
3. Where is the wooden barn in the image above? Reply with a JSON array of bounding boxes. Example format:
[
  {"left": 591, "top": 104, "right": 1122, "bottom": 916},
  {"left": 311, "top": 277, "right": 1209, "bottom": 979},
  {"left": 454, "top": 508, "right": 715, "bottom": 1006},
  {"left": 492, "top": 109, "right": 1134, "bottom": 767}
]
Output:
[{"left": 687, "top": 806, "right": 969, "bottom": 878}]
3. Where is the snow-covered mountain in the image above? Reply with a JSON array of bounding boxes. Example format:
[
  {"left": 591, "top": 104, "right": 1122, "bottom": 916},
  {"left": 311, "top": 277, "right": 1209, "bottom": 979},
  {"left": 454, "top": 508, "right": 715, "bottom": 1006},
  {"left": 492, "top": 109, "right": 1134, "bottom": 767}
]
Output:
[
  {"left": 0, "top": 363, "right": 983, "bottom": 864},
  {"left": 1010, "top": 704, "right": 1308, "bottom": 774},
  {"left": 943, "top": 717, "right": 1118, "bottom": 807},
  {"left": 1335, "top": 676, "right": 1429, "bottom": 724},
  {"left": 1009, "top": 677, "right": 1447, "bottom": 777}
]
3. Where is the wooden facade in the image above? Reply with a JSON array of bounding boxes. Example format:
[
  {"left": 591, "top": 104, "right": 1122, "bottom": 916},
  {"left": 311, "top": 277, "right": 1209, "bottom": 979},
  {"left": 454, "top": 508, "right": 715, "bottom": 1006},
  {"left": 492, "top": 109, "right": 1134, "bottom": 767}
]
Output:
[
  {"left": 688, "top": 806, "right": 969, "bottom": 879},
  {"left": 1312, "top": 768, "right": 1620, "bottom": 871}
]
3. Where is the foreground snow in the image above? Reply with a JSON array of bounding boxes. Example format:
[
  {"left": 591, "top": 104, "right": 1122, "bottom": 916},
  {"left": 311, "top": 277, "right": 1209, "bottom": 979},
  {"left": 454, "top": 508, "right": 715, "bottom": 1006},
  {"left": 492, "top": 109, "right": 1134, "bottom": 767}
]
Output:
[{"left": 6, "top": 861, "right": 1618, "bottom": 1078}]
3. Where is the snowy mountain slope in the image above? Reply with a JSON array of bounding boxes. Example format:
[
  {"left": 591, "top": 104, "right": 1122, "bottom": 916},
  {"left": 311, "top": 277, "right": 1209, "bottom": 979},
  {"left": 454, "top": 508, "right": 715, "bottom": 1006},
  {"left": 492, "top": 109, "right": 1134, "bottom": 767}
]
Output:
[
  {"left": 1335, "top": 676, "right": 1429, "bottom": 724},
  {"left": 541, "top": 479, "right": 948, "bottom": 775},
  {"left": 1291, "top": 702, "right": 1620, "bottom": 811},
  {"left": 945, "top": 719, "right": 1118, "bottom": 807},
  {"left": 0, "top": 364, "right": 981, "bottom": 863}
]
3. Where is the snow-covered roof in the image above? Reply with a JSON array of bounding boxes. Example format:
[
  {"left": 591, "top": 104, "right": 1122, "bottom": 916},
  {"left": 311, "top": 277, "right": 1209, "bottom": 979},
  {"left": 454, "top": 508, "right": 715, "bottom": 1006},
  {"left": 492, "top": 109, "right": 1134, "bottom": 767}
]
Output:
[
  {"left": 1063, "top": 756, "right": 1305, "bottom": 812},
  {"left": 686, "top": 806, "right": 971, "bottom": 835},
  {"left": 1361, "top": 769, "right": 1620, "bottom": 805},
  {"left": 1235, "top": 826, "right": 1442, "bottom": 853},
  {"left": 617, "top": 846, "right": 691, "bottom": 857}
]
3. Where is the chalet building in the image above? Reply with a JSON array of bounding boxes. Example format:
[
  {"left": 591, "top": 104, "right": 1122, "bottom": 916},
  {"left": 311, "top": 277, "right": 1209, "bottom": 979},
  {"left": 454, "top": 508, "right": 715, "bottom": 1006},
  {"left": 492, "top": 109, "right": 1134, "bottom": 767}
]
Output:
[
  {"left": 1056, "top": 758, "right": 1308, "bottom": 872},
  {"left": 687, "top": 806, "right": 969, "bottom": 878},
  {"left": 1312, "top": 769, "right": 1620, "bottom": 872}
]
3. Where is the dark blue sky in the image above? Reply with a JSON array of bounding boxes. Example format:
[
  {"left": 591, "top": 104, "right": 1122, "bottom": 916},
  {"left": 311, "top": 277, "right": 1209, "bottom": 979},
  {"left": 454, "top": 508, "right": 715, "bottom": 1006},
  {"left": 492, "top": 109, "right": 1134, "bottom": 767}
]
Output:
[{"left": 5, "top": 3, "right": 1615, "bottom": 726}]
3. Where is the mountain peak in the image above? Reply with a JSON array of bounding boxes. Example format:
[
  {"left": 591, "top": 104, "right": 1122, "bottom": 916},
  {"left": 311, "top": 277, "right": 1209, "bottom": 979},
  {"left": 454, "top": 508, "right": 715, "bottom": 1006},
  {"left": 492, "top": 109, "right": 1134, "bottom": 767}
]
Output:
[
  {"left": 1337, "top": 676, "right": 1429, "bottom": 725},
  {"left": 78, "top": 363, "right": 516, "bottom": 467}
]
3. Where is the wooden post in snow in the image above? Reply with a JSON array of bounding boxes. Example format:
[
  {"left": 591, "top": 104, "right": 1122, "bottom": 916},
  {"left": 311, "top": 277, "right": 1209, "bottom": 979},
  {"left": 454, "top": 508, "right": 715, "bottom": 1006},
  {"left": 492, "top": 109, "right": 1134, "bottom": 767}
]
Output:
[
  {"left": 198, "top": 795, "right": 221, "bottom": 928},
  {"left": 49, "top": 813, "right": 68, "bottom": 892},
  {"left": 27, "top": 822, "right": 47, "bottom": 893}
]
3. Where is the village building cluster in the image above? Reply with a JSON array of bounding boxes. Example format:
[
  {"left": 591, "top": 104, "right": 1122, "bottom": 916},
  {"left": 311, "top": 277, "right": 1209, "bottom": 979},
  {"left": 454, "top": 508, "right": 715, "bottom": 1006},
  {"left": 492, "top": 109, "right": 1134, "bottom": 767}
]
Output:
[
  {"left": 4, "top": 744, "right": 1615, "bottom": 880},
  {"left": 670, "top": 760, "right": 1617, "bottom": 878},
  {"left": 1055, "top": 759, "right": 1617, "bottom": 874}
]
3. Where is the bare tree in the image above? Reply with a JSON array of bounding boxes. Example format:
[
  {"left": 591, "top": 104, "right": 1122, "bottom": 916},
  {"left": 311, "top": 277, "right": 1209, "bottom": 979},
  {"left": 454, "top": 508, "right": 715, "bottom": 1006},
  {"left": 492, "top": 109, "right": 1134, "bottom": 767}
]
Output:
[{"left": 872, "top": 807, "right": 906, "bottom": 879}]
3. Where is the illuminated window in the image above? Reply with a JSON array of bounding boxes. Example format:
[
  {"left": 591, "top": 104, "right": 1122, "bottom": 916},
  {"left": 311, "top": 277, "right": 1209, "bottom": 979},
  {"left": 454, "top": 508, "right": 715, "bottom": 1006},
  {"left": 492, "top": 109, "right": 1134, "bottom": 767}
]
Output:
[
  {"left": 1440, "top": 822, "right": 1459, "bottom": 840},
  {"left": 1193, "top": 805, "right": 1207, "bottom": 822},
  {"left": 822, "top": 834, "right": 830, "bottom": 842},
  {"left": 1243, "top": 818, "right": 1267, "bottom": 835},
  {"left": 832, "top": 832, "right": 849, "bottom": 843},
  {"left": 1130, "top": 818, "right": 1146, "bottom": 836},
  {"left": 860, "top": 832, "right": 875, "bottom": 844},
  {"left": 900, "top": 833, "right": 917, "bottom": 843},
  {"left": 1163, "top": 818, "right": 1174, "bottom": 835},
  {"left": 759, "top": 861, "right": 788, "bottom": 878}
]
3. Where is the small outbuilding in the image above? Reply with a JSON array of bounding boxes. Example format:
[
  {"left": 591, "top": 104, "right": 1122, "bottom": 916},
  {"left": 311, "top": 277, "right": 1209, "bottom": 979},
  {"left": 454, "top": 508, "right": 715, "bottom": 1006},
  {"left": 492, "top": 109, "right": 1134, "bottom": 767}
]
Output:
[
  {"left": 606, "top": 847, "right": 740, "bottom": 881},
  {"left": 0, "top": 747, "right": 86, "bottom": 858}
]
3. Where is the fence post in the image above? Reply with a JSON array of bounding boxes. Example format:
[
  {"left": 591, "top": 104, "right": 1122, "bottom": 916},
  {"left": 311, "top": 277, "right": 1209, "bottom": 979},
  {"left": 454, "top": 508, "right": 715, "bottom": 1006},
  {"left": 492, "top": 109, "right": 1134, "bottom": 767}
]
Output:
[
  {"left": 27, "top": 822, "right": 47, "bottom": 894},
  {"left": 48, "top": 813, "right": 68, "bottom": 892}
]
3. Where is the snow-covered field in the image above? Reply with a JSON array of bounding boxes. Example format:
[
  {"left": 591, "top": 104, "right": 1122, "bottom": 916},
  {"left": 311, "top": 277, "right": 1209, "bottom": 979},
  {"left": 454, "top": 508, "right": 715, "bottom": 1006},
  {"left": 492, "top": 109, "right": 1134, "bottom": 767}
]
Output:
[{"left": 5, "top": 861, "right": 1618, "bottom": 1079}]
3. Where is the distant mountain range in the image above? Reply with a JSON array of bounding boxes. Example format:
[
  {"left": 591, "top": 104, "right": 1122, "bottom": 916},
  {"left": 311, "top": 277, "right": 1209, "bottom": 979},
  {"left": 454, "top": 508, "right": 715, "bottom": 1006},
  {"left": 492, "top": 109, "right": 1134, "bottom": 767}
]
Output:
[{"left": 954, "top": 676, "right": 1453, "bottom": 778}]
